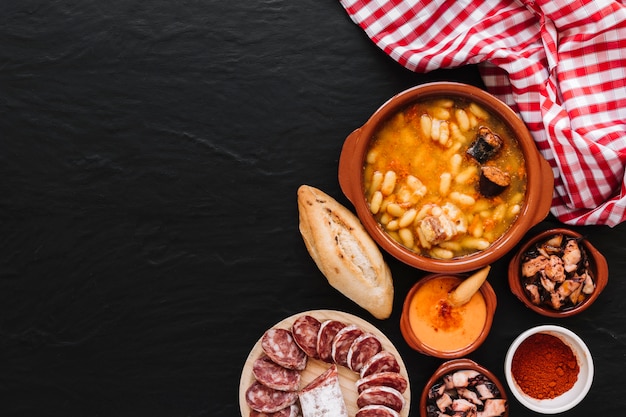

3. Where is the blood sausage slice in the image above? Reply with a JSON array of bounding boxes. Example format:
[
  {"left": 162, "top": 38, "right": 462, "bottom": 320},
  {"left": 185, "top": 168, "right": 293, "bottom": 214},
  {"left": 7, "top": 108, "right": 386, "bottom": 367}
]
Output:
[
  {"left": 360, "top": 351, "right": 401, "bottom": 378},
  {"left": 331, "top": 325, "right": 364, "bottom": 367},
  {"left": 356, "top": 371, "right": 408, "bottom": 394},
  {"left": 346, "top": 332, "right": 383, "bottom": 372},
  {"left": 291, "top": 315, "right": 321, "bottom": 359},
  {"left": 249, "top": 404, "right": 300, "bottom": 417},
  {"left": 261, "top": 328, "right": 307, "bottom": 371},
  {"left": 298, "top": 364, "right": 349, "bottom": 417},
  {"left": 246, "top": 381, "right": 298, "bottom": 414},
  {"left": 355, "top": 404, "right": 401, "bottom": 417},
  {"left": 252, "top": 355, "right": 301, "bottom": 392},
  {"left": 316, "top": 320, "right": 346, "bottom": 363},
  {"left": 356, "top": 386, "right": 405, "bottom": 413}
]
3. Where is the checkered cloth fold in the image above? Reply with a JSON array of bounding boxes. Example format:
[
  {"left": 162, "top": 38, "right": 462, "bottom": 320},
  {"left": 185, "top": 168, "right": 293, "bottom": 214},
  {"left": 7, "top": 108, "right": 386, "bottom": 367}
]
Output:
[{"left": 340, "top": 0, "right": 626, "bottom": 226}]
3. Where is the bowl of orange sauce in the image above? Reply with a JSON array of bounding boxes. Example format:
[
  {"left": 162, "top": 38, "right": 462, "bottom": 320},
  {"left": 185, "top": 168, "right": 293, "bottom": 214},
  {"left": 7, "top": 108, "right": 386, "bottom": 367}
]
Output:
[{"left": 400, "top": 273, "right": 497, "bottom": 358}]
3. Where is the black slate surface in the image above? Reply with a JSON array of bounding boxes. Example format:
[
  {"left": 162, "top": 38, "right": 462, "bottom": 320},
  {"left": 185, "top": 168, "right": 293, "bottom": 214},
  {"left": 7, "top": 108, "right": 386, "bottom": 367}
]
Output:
[{"left": 1, "top": 1, "right": 625, "bottom": 416}]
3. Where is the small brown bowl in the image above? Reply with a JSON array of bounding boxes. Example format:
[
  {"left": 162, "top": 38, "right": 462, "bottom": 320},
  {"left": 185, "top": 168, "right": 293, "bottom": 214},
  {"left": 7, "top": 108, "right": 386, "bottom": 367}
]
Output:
[
  {"left": 420, "top": 358, "right": 509, "bottom": 417},
  {"left": 400, "top": 273, "right": 497, "bottom": 359},
  {"left": 338, "top": 82, "right": 554, "bottom": 273},
  {"left": 508, "top": 228, "right": 608, "bottom": 318}
]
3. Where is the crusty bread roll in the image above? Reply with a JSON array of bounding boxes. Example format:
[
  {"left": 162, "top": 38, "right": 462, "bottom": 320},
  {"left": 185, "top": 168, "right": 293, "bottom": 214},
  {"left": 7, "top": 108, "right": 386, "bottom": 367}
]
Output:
[{"left": 297, "top": 185, "right": 394, "bottom": 320}]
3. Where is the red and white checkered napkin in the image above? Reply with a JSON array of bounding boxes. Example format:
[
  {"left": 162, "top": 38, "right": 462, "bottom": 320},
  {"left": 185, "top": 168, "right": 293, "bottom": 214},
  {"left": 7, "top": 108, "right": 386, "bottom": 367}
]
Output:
[{"left": 340, "top": 0, "right": 626, "bottom": 226}]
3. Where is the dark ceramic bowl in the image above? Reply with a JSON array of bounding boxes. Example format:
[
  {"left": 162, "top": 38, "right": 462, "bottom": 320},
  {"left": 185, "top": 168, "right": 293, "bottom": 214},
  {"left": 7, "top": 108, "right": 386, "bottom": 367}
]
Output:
[
  {"left": 508, "top": 228, "right": 608, "bottom": 318},
  {"left": 420, "top": 358, "right": 509, "bottom": 417},
  {"left": 400, "top": 273, "right": 497, "bottom": 359},
  {"left": 338, "top": 82, "right": 554, "bottom": 273}
]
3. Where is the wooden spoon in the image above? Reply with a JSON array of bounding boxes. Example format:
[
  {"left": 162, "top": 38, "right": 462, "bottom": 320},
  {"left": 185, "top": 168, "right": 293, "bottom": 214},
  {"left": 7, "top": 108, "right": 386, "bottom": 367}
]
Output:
[{"left": 447, "top": 265, "right": 491, "bottom": 307}]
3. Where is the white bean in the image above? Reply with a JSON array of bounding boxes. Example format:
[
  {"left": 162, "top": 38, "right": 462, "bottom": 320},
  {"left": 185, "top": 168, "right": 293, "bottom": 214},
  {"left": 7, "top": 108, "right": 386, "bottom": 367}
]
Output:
[
  {"left": 450, "top": 153, "right": 463, "bottom": 174},
  {"left": 381, "top": 170, "right": 397, "bottom": 195},
  {"left": 430, "top": 247, "right": 454, "bottom": 259},
  {"left": 386, "top": 203, "right": 404, "bottom": 218},
  {"left": 370, "top": 170, "right": 383, "bottom": 193},
  {"left": 434, "top": 99, "right": 454, "bottom": 108},
  {"left": 386, "top": 219, "right": 399, "bottom": 231},
  {"left": 432, "top": 107, "right": 451, "bottom": 120},
  {"left": 398, "top": 228, "right": 414, "bottom": 248},
  {"left": 369, "top": 191, "right": 383, "bottom": 214},
  {"left": 461, "top": 236, "right": 490, "bottom": 250},
  {"left": 449, "top": 191, "right": 476, "bottom": 206},
  {"left": 439, "top": 121, "right": 450, "bottom": 146},
  {"left": 508, "top": 204, "right": 521, "bottom": 217},
  {"left": 455, "top": 108, "right": 471, "bottom": 131},
  {"left": 455, "top": 166, "right": 478, "bottom": 184},
  {"left": 440, "top": 172, "right": 452, "bottom": 196},
  {"left": 468, "top": 102, "right": 489, "bottom": 120},
  {"left": 430, "top": 119, "right": 441, "bottom": 142},
  {"left": 438, "top": 241, "right": 462, "bottom": 252},
  {"left": 366, "top": 149, "right": 379, "bottom": 164},
  {"left": 398, "top": 208, "right": 418, "bottom": 228}
]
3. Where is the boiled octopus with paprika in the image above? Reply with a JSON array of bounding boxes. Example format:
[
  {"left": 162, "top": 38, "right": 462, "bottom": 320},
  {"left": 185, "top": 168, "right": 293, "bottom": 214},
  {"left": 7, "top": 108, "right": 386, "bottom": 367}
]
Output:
[
  {"left": 520, "top": 234, "right": 595, "bottom": 310},
  {"left": 425, "top": 369, "right": 507, "bottom": 417}
]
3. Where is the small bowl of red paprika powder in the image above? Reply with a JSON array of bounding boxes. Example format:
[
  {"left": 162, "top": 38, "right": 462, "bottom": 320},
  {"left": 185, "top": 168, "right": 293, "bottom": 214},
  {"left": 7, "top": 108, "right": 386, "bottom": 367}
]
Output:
[{"left": 504, "top": 325, "right": 594, "bottom": 414}]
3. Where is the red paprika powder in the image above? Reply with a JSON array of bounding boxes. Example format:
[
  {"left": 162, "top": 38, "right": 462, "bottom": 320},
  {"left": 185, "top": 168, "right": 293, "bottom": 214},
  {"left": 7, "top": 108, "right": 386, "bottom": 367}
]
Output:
[{"left": 511, "top": 332, "right": 579, "bottom": 399}]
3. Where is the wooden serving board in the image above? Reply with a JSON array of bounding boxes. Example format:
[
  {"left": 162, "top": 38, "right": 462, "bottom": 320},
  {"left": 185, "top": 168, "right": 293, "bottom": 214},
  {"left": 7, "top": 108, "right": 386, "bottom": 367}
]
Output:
[{"left": 239, "top": 309, "right": 411, "bottom": 417}]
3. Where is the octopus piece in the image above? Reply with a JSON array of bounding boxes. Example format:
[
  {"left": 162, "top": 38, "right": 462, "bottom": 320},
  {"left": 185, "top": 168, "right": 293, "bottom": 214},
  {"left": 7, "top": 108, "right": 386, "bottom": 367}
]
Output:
[
  {"left": 458, "top": 388, "right": 483, "bottom": 407},
  {"left": 539, "top": 274, "right": 555, "bottom": 293},
  {"left": 562, "top": 239, "right": 582, "bottom": 273},
  {"left": 451, "top": 398, "right": 477, "bottom": 416},
  {"left": 478, "top": 399, "right": 507, "bottom": 417},
  {"left": 522, "top": 255, "right": 548, "bottom": 277},
  {"left": 444, "top": 370, "right": 480, "bottom": 389},
  {"left": 436, "top": 392, "right": 453, "bottom": 412},
  {"left": 524, "top": 284, "right": 541, "bottom": 305},
  {"left": 582, "top": 272, "right": 595, "bottom": 294},
  {"left": 474, "top": 383, "right": 495, "bottom": 400},
  {"left": 544, "top": 255, "right": 566, "bottom": 283}
]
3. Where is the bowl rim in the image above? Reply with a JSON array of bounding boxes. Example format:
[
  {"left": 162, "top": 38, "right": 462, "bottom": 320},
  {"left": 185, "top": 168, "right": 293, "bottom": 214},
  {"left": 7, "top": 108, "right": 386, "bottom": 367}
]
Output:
[
  {"left": 420, "top": 358, "right": 509, "bottom": 417},
  {"left": 338, "top": 81, "right": 554, "bottom": 273},
  {"left": 504, "top": 324, "right": 594, "bottom": 414},
  {"left": 400, "top": 273, "right": 497, "bottom": 359},
  {"left": 507, "top": 227, "right": 609, "bottom": 317}
]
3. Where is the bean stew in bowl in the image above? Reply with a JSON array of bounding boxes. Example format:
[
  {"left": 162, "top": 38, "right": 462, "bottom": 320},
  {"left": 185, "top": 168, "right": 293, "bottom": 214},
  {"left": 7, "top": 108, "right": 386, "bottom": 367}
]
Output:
[{"left": 338, "top": 82, "right": 554, "bottom": 273}]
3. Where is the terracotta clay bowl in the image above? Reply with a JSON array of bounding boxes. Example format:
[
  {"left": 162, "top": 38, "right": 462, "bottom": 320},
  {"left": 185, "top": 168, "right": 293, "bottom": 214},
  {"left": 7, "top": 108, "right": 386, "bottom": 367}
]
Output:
[
  {"left": 420, "top": 358, "right": 509, "bottom": 417},
  {"left": 338, "top": 82, "right": 554, "bottom": 273},
  {"left": 508, "top": 228, "right": 608, "bottom": 318},
  {"left": 400, "top": 273, "right": 497, "bottom": 359}
]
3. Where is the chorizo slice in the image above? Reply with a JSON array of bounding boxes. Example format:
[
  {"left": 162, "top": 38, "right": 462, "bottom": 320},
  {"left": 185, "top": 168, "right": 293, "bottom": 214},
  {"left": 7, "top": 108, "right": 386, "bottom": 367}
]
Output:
[
  {"left": 261, "top": 328, "right": 307, "bottom": 371},
  {"left": 355, "top": 404, "right": 401, "bottom": 417},
  {"left": 347, "top": 332, "right": 383, "bottom": 372},
  {"left": 316, "top": 320, "right": 346, "bottom": 363},
  {"left": 356, "top": 371, "right": 408, "bottom": 394},
  {"left": 356, "top": 385, "right": 405, "bottom": 413},
  {"left": 359, "top": 351, "right": 401, "bottom": 378},
  {"left": 331, "top": 325, "right": 364, "bottom": 367},
  {"left": 291, "top": 315, "right": 322, "bottom": 359},
  {"left": 252, "top": 355, "right": 301, "bottom": 392},
  {"left": 249, "top": 404, "right": 300, "bottom": 417},
  {"left": 246, "top": 381, "right": 298, "bottom": 414}
]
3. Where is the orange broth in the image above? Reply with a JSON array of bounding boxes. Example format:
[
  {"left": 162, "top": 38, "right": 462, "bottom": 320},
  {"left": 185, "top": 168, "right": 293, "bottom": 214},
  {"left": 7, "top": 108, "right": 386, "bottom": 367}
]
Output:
[
  {"left": 363, "top": 98, "right": 527, "bottom": 259},
  {"left": 408, "top": 276, "right": 487, "bottom": 352}
]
